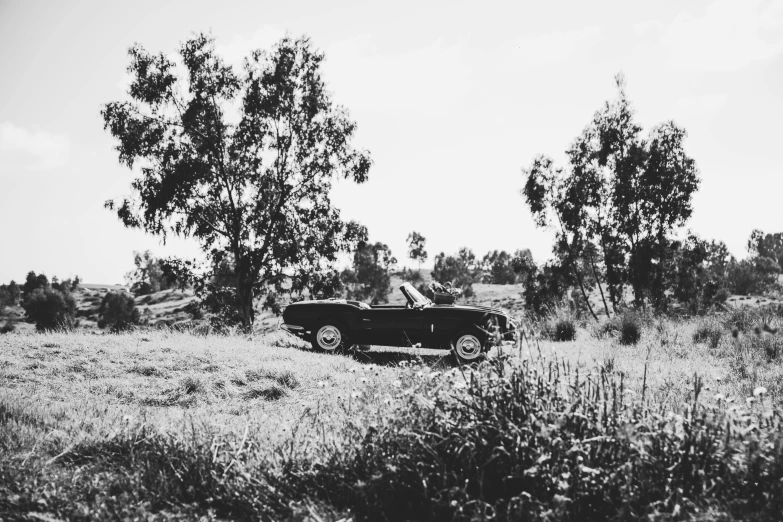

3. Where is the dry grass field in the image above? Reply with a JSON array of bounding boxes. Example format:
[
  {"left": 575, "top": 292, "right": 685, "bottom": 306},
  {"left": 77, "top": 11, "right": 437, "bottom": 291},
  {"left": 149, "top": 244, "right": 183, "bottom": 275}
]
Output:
[{"left": 3, "top": 304, "right": 783, "bottom": 519}]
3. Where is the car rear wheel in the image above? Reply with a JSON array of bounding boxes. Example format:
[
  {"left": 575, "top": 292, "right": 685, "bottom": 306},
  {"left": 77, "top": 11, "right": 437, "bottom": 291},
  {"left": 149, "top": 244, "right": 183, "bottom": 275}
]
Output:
[
  {"left": 311, "top": 323, "right": 347, "bottom": 352},
  {"left": 453, "top": 328, "right": 486, "bottom": 363}
]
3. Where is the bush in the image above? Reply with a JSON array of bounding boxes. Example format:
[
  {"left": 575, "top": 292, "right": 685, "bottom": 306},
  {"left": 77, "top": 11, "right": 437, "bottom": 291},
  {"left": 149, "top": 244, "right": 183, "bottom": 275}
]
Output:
[
  {"left": 541, "top": 310, "right": 577, "bottom": 342},
  {"left": 98, "top": 291, "right": 140, "bottom": 332},
  {"left": 591, "top": 312, "right": 643, "bottom": 345},
  {"left": 553, "top": 318, "right": 576, "bottom": 341},
  {"left": 21, "top": 288, "right": 76, "bottom": 331},
  {"left": 618, "top": 313, "right": 643, "bottom": 345},
  {"left": 693, "top": 319, "right": 723, "bottom": 348},
  {"left": 0, "top": 322, "right": 15, "bottom": 334},
  {"left": 185, "top": 300, "right": 204, "bottom": 320}
]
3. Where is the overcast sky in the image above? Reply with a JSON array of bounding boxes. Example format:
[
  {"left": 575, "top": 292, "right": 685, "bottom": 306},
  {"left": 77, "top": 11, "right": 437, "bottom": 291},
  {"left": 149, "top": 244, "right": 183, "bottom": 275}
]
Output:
[{"left": 0, "top": 0, "right": 781, "bottom": 284}]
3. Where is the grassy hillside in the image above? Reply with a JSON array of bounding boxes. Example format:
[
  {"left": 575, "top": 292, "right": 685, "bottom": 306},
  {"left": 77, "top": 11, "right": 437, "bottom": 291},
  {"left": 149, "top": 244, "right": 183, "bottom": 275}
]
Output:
[
  {"left": 1, "top": 286, "right": 201, "bottom": 333},
  {"left": 2, "top": 311, "right": 783, "bottom": 519}
]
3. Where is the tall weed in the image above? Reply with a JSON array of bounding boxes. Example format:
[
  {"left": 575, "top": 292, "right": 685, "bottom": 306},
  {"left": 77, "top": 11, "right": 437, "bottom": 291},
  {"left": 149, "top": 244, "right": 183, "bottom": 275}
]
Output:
[{"left": 288, "top": 357, "right": 783, "bottom": 520}]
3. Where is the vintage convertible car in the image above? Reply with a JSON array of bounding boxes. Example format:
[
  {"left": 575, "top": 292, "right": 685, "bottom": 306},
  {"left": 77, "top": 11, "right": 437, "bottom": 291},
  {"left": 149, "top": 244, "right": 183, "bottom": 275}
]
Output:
[{"left": 281, "top": 283, "right": 517, "bottom": 362}]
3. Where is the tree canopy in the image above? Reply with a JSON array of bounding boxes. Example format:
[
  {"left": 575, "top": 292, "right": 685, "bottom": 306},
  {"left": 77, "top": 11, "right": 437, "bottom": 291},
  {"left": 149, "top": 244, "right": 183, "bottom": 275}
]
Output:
[
  {"left": 342, "top": 242, "right": 397, "bottom": 304},
  {"left": 406, "top": 231, "right": 428, "bottom": 269},
  {"left": 102, "top": 33, "right": 370, "bottom": 329},
  {"left": 522, "top": 75, "right": 700, "bottom": 313},
  {"left": 125, "top": 250, "right": 180, "bottom": 295},
  {"left": 432, "top": 248, "right": 479, "bottom": 298},
  {"left": 748, "top": 230, "right": 783, "bottom": 272}
]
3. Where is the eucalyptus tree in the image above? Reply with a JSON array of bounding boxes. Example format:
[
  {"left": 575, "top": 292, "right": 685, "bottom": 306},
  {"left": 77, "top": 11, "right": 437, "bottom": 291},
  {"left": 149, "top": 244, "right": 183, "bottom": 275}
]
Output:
[
  {"left": 342, "top": 242, "right": 397, "bottom": 305},
  {"left": 522, "top": 156, "right": 601, "bottom": 319},
  {"left": 102, "top": 34, "right": 371, "bottom": 329},
  {"left": 407, "top": 231, "right": 428, "bottom": 271},
  {"left": 523, "top": 75, "right": 700, "bottom": 312},
  {"left": 748, "top": 230, "right": 783, "bottom": 271}
]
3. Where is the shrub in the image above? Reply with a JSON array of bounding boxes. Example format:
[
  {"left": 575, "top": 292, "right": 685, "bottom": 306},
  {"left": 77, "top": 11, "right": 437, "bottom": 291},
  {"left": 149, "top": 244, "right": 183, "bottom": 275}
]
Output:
[
  {"left": 98, "top": 291, "right": 140, "bottom": 332},
  {"left": 693, "top": 319, "right": 723, "bottom": 348},
  {"left": 553, "top": 318, "right": 577, "bottom": 341},
  {"left": 541, "top": 311, "right": 577, "bottom": 342},
  {"left": 21, "top": 288, "right": 76, "bottom": 331},
  {"left": 0, "top": 322, "right": 15, "bottom": 334},
  {"left": 184, "top": 301, "right": 204, "bottom": 320},
  {"left": 618, "top": 313, "right": 642, "bottom": 345},
  {"left": 591, "top": 312, "right": 643, "bottom": 345}
]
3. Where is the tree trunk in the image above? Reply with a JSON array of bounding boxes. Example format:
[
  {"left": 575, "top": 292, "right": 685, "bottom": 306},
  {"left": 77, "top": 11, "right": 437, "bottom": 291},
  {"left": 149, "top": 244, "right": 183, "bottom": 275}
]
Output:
[
  {"left": 651, "top": 230, "right": 668, "bottom": 312},
  {"left": 589, "top": 250, "right": 611, "bottom": 318},
  {"left": 554, "top": 213, "right": 598, "bottom": 321},
  {"left": 629, "top": 238, "right": 645, "bottom": 310},
  {"left": 597, "top": 225, "right": 620, "bottom": 314},
  {"left": 604, "top": 257, "right": 620, "bottom": 314},
  {"left": 571, "top": 263, "right": 598, "bottom": 321},
  {"left": 235, "top": 257, "right": 255, "bottom": 332}
]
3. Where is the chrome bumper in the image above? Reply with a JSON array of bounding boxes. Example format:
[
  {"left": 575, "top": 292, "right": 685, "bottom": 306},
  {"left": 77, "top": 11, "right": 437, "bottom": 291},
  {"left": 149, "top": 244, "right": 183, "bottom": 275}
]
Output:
[{"left": 280, "top": 324, "right": 308, "bottom": 336}]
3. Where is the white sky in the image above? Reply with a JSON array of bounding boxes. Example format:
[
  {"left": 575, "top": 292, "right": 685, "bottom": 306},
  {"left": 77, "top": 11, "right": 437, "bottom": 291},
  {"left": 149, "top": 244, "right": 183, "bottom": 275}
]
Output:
[{"left": 0, "top": 0, "right": 781, "bottom": 284}]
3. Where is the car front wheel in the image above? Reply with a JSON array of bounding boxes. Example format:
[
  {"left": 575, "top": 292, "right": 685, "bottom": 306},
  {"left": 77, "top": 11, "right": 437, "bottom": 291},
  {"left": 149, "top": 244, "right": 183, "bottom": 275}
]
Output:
[
  {"left": 453, "top": 329, "right": 485, "bottom": 363},
  {"left": 312, "top": 323, "right": 347, "bottom": 352}
]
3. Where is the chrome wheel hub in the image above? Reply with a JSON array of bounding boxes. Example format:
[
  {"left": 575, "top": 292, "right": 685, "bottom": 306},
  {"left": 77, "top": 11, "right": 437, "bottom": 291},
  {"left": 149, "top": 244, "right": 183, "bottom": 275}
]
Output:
[
  {"left": 317, "top": 325, "right": 341, "bottom": 350},
  {"left": 456, "top": 334, "right": 482, "bottom": 360}
]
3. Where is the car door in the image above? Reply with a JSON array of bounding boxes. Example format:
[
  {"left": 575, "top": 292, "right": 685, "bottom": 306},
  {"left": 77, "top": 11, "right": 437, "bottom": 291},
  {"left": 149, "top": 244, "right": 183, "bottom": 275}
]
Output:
[
  {"left": 419, "top": 307, "right": 461, "bottom": 348},
  {"left": 359, "top": 307, "right": 423, "bottom": 347}
]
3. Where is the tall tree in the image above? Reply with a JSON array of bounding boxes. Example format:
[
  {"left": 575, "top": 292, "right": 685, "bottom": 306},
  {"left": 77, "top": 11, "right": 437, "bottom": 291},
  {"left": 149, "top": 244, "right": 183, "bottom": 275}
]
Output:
[
  {"left": 342, "top": 242, "right": 397, "bottom": 304},
  {"left": 102, "top": 34, "right": 370, "bottom": 329},
  {"left": 125, "top": 250, "right": 178, "bottom": 295},
  {"left": 432, "top": 248, "right": 479, "bottom": 298},
  {"left": 523, "top": 75, "right": 700, "bottom": 313},
  {"left": 406, "top": 231, "right": 428, "bottom": 271},
  {"left": 522, "top": 156, "right": 600, "bottom": 319},
  {"left": 481, "top": 250, "right": 532, "bottom": 284},
  {"left": 0, "top": 281, "right": 20, "bottom": 309},
  {"left": 22, "top": 271, "right": 49, "bottom": 299},
  {"left": 748, "top": 230, "right": 783, "bottom": 271}
]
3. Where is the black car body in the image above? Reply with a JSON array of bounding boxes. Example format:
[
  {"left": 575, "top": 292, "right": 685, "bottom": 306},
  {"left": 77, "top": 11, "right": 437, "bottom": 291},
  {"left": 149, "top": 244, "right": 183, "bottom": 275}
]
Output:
[{"left": 281, "top": 283, "right": 517, "bottom": 361}]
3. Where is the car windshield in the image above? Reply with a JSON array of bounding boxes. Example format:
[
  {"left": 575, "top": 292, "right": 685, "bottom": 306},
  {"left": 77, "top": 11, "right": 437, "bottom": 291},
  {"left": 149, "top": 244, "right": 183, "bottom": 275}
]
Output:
[{"left": 402, "top": 282, "right": 431, "bottom": 307}]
